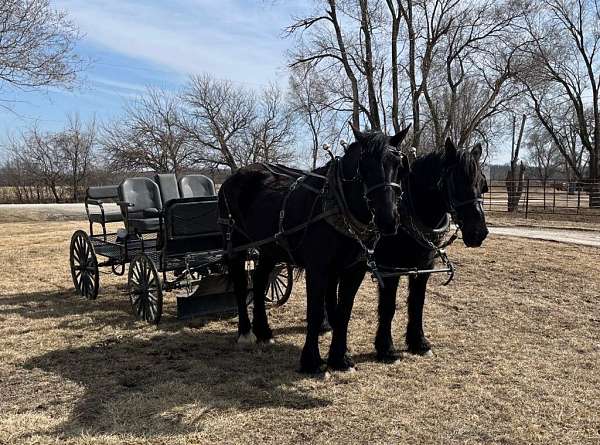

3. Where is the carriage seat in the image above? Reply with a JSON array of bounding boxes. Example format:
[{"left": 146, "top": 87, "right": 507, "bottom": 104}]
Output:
[
  {"left": 118, "top": 177, "right": 163, "bottom": 234},
  {"left": 163, "top": 197, "right": 222, "bottom": 255},
  {"left": 179, "top": 174, "right": 216, "bottom": 198},
  {"left": 155, "top": 173, "right": 181, "bottom": 205},
  {"left": 85, "top": 186, "right": 123, "bottom": 226}
]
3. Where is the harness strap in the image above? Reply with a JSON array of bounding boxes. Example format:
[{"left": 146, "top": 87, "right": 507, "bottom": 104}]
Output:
[
  {"left": 218, "top": 208, "right": 339, "bottom": 255},
  {"left": 364, "top": 181, "right": 402, "bottom": 196}
]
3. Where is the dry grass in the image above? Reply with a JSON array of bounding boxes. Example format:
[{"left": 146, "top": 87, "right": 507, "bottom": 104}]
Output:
[{"left": 0, "top": 221, "right": 599, "bottom": 444}]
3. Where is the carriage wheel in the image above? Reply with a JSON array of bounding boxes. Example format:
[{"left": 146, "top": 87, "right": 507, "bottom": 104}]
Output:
[
  {"left": 70, "top": 230, "right": 99, "bottom": 300},
  {"left": 266, "top": 263, "right": 294, "bottom": 306},
  {"left": 128, "top": 254, "right": 163, "bottom": 324}
]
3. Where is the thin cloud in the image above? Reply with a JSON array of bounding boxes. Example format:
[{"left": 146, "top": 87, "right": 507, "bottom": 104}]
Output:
[{"left": 54, "top": 0, "right": 309, "bottom": 84}]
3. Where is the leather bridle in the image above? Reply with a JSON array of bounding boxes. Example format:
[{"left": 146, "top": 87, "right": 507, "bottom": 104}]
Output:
[
  {"left": 438, "top": 167, "right": 485, "bottom": 225},
  {"left": 340, "top": 148, "right": 404, "bottom": 229}
]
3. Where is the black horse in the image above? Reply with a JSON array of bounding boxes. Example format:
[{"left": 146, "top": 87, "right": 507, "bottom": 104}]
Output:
[
  {"left": 218, "top": 125, "right": 410, "bottom": 373},
  {"left": 373, "top": 138, "right": 489, "bottom": 361}
]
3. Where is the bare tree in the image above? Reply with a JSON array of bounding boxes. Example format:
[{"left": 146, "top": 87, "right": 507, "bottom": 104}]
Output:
[
  {"left": 101, "top": 88, "right": 194, "bottom": 174},
  {"left": 0, "top": 0, "right": 83, "bottom": 105},
  {"left": 287, "top": 0, "right": 366, "bottom": 128},
  {"left": 182, "top": 74, "right": 256, "bottom": 171},
  {"left": 57, "top": 114, "right": 96, "bottom": 201},
  {"left": 289, "top": 65, "right": 343, "bottom": 168},
  {"left": 525, "top": 128, "right": 562, "bottom": 183},
  {"left": 9, "top": 127, "right": 67, "bottom": 202},
  {"left": 287, "top": 0, "right": 528, "bottom": 154},
  {"left": 246, "top": 84, "right": 296, "bottom": 165},
  {"left": 520, "top": 0, "right": 600, "bottom": 205}
]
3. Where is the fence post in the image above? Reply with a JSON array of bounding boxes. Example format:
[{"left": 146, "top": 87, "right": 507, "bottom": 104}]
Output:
[
  {"left": 552, "top": 180, "right": 556, "bottom": 214},
  {"left": 525, "top": 179, "right": 530, "bottom": 219},
  {"left": 543, "top": 181, "right": 546, "bottom": 210},
  {"left": 577, "top": 187, "right": 581, "bottom": 214}
]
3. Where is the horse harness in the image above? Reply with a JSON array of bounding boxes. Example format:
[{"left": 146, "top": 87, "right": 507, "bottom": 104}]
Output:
[
  {"left": 368, "top": 169, "right": 463, "bottom": 286},
  {"left": 218, "top": 157, "right": 397, "bottom": 267},
  {"left": 219, "top": 158, "right": 468, "bottom": 286}
]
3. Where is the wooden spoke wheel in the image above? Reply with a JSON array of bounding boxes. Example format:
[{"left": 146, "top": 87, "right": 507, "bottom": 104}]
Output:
[
  {"left": 70, "top": 230, "right": 99, "bottom": 300},
  {"left": 265, "top": 263, "right": 294, "bottom": 306},
  {"left": 128, "top": 254, "right": 163, "bottom": 324}
]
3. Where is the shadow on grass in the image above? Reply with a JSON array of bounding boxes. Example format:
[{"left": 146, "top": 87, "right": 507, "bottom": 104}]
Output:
[
  {"left": 23, "top": 329, "right": 330, "bottom": 439},
  {"left": 2, "top": 286, "right": 328, "bottom": 438},
  {"left": 0, "top": 285, "right": 229, "bottom": 332}
]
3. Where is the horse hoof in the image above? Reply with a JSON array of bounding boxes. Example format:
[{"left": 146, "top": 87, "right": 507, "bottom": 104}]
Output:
[
  {"left": 316, "top": 370, "right": 332, "bottom": 381},
  {"left": 422, "top": 349, "right": 434, "bottom": 358},
  {"left": 237, "top": 332, "right": 257, "bottom": 345},
  {"left": 377, "top": 353, "right": 402, "bottom": 365},
  {"left": 260, "top": 338, "right": 275, "bottom": 345}
]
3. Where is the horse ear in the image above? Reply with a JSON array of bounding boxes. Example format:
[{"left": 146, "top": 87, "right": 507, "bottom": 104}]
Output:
[
  {"left": 471, "top": 143, "right": 483, "bottom": 162},
  {"left": 389, "top": 124, "right": 412, "bottom": 147},
  {"left": 349, "top": 122, "right": 365, "bottom": 144},
  {"left": 444, "top": 138, "right": 458, "bottom": 164}
]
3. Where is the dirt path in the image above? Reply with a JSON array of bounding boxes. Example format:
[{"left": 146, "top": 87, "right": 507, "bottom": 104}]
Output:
[{"left": 489, "top": 226, "right": 600, "bottom": 248}]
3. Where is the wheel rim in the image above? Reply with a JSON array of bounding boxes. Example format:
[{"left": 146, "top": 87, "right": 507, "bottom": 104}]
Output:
[
  {"left": 266, "top": 264, "right": 293, "bottom": 306},
  {"left": 129, "top": 256, "right": 162, "bottom": 324},
  {"left": 70, "top": 231, "right": 99, "bottom": 300}
]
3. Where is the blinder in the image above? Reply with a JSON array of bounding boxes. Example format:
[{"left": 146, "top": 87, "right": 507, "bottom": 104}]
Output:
[{"left": 439, "top": 167, "right": 485, "bottom": 219}]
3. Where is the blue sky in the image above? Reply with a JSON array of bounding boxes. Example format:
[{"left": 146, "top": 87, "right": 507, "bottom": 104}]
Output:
[
  {"left": 0, "top": 0, "right": 310, "bottom": 155},
  {"left": 0, "top": 0, "right": 511, "bottom": 163}
]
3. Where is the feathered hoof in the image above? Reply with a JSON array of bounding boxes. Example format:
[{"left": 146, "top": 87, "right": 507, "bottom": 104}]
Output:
[
  {"left": 258, "top": 338, "right": 275, "bottom": 345},
  {"left": 421, "top": 349, "right": 434, "bottom": 358},
  {"left": 327, "top": 354, "right": 356, "bottom": 372},
  {"left": 376, "top": 350, "right": 402, "bottom": 364},
  {"left": 236, "top": 332, "right": 257, "bottom": 346}
]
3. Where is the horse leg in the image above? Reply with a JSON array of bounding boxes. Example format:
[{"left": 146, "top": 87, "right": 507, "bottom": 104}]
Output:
[
  {"left": 321, "top": 275, "right": 338, "bottom": 335},
  {"left": 230, "top": 254, "right": 254, "bottom": 344},
  {"left": 327, "top": 263, "right": 366, "bottom": 371},
  {"left": 251, "top": 255, "right": 276, "bottom": 343},
  {"left": 406, "top": 273, "right": 432, "bottom": 356},
  {"left": 375, "top": 276, "right": 401, "bottom": 362},
  {"left": 299, "top": 268, "right": 328, "bottom": 374}
]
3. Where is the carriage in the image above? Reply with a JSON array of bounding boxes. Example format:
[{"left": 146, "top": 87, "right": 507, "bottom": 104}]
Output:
[{"left": 68, "top": 173, "right": 294, "bottom": 324}]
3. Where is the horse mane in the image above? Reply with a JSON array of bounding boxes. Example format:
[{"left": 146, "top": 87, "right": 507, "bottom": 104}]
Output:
[{"left": 411, "top": 147, "right": 480, "bottom": 187}]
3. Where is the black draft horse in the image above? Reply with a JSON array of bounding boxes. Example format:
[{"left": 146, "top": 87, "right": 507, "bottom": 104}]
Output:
[
  {"left": 373, "top": 138, "right": 489, "bottom": 361},
  {"left": 218, "top": 125, "right": 410, "bottom": 373}
]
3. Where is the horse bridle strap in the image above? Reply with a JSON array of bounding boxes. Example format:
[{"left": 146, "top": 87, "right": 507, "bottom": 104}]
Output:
[
  {"left": 364, "top": 181, "right": 402, "bottom": 196},
  {"left": 440, "top": 167, "right": 483, "bottom": 214}
]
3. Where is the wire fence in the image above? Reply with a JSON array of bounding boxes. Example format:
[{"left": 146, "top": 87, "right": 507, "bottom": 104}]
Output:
[{"left": 484, "top": 179, "right": 600, "bottom": 219}]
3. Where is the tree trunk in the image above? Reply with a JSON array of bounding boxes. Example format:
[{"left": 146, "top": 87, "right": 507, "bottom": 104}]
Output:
[
  {"left": 506, "top": 114, "right": 526, "bottom": 212},
  {"left": 506, "top": 162, "right": 526, "bottom": 212},
  {"left": 359, "top": 0, "right": 381, "bottom": 130},
  {"left": 588, "top": 149, "right": 600, "bottom": 207}
]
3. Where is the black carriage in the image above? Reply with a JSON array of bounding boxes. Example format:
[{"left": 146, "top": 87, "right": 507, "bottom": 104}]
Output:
[{"left": 69, "top": 173, "right": 293, "bottom": 324}]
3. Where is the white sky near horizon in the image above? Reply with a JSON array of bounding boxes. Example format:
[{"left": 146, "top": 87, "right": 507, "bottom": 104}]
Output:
[{"left": 0, "top": 0, "right": 513, "bottom": 165}]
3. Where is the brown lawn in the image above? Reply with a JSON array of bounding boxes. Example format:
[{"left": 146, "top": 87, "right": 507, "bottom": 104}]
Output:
[{"left": 0, "top": 220, "right": 599, "bottom": 444}]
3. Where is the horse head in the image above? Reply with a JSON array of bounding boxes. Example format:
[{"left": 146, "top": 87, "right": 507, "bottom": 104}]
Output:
[
  {"left": 439, "top": 138, "right": 489, "bottom": 247},
  {"left": 346, "top": 124, "right": 411, "bottom": 236}
]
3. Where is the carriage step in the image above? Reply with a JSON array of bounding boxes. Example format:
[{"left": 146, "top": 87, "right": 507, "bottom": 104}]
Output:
[
  {"left": 176, "top": 291, "right": 238, "bottom": 319},
  {"left": 176, "top": 274, "right": 240, "bottom": 319}
]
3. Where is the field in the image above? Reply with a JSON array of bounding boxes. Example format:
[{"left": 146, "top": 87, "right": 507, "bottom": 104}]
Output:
[{"left": 0, "top": 220, "right": 599, "bottom": 444}]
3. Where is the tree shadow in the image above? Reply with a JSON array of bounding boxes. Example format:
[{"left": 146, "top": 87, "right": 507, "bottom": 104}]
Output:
[{"left": 23, "top": 330, "right": 330, "bottom": 439}]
